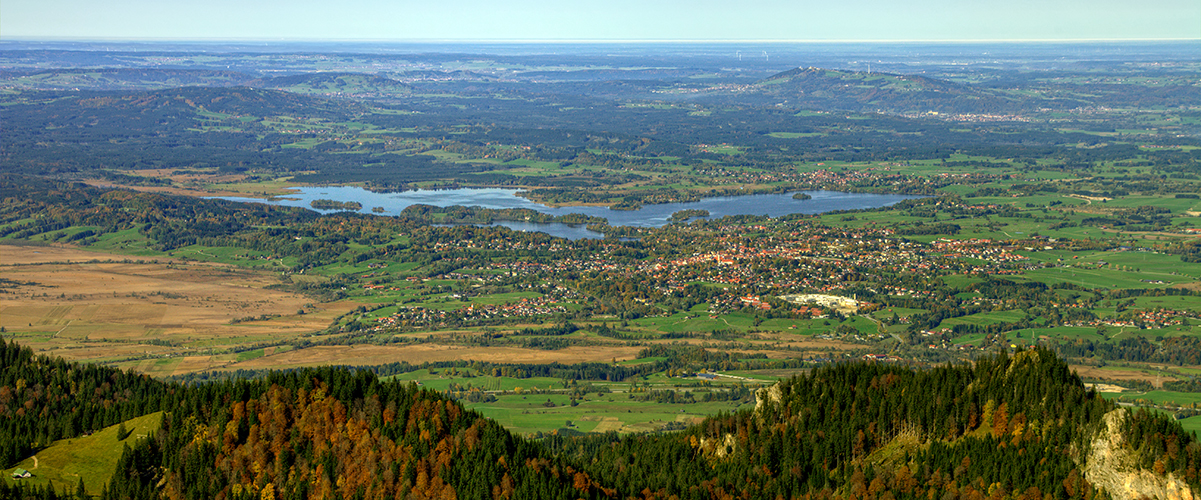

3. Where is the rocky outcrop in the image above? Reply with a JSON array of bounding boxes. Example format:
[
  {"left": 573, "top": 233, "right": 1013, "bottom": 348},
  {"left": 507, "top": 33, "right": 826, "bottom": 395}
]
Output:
[
  {"left": 754, "top": 383, "right": 783, "bottom": 414},
  {"left": 698, "top": 433, "right": 737, "bottom": 460},
  {"left": 1085, "top": 409, "right": 1195, "bottom": 500}
]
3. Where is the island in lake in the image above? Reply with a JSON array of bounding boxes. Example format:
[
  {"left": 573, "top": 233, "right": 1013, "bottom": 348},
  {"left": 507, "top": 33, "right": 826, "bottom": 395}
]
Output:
[
  {"left": 669, "top": 209, "right": 710, "bottom": 222},
  {"left": 311, "top": 199, "right": 363, "bottom": 211}
]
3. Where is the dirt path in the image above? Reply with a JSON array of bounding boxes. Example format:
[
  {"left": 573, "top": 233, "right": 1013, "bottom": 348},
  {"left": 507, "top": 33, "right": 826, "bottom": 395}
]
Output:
[
  {"left": 53, "top": 320, "right": 72, "bottom": 338},
  {"left": 30, "top": 456, "right": 38, "bottom": 470}
]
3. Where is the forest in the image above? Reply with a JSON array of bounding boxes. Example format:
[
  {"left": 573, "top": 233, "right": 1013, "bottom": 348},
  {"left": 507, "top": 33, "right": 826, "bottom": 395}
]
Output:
[{"left": 3, "top": 340, "right": 1198, "bottom": 499}]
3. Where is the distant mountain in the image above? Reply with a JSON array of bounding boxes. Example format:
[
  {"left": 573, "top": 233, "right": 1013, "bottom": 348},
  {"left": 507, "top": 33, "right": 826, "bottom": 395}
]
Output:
[
  {"left": 742, "top": 66, "right": 1031, "bottom": 114},
  {"left": 250, "top": 72, "right": 412, "bottom": 95},
  {"left": 95, "top": 86, "right": 365, "bottom": 118},
  {"left": 1, "top": 86, "right": 361, "bottom": 151},
  {"left": 515, "top": 68, "right": 701, "bottom": 82},
  {"left": 0, "top": 68, "right": 254, "bottom": 91},
  {"left": 758, "top": 66, "right": 964, "bottom": 92}
]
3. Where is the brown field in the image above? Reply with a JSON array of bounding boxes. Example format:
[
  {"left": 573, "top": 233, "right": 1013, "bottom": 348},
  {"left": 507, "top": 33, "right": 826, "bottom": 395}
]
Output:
[
  {"left": 1, "top": 245, "right": 652, "bottom": 377},
  {"left": 590, "top": 417, "right": 623, "bottom": 433},
  {"left": 0, "top": 244, "right": 354, "bottom": 375},
  {"left": 83, "top": 168, "right": 304, "bottom": 199},
  {"left": 1071, "top": 364, "right": 1178, "bottom": 388},
  {"left": 1174, "top": 281, "right": 1201, "bottom": 292},
  {"left": 83, "top": 180, "right": 269, "bottom": 199},
  {"left": 224, "top": 344, "right": 644, "bottom": 371}
]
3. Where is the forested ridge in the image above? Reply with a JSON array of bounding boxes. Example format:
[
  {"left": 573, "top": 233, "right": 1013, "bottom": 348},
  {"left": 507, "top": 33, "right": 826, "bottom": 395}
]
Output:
[
  {"left": 549, "top": 349, "right": 1201, "bottom": 499},
  {"left": 3, "top": 340, "right": 1198, "bottom": 499},
  {"left": 1, "top": 340, "right": 608, "bottom": 500}
]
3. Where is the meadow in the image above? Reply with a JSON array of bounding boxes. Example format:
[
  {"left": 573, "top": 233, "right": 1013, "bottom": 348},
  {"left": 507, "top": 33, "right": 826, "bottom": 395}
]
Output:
[{"left": 2, "top": 412, "right": 163, "bottom": 495}]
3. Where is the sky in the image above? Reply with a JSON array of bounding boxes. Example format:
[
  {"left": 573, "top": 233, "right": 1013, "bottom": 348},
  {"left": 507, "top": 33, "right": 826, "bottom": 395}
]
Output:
[{"left": 2, "top": 0, "right": 1198, "bottom": 42}]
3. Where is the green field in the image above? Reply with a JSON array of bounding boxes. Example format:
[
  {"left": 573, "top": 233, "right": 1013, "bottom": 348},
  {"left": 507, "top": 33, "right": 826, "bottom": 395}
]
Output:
[
  {"left": 941, "top": 310, "right": 1028, "bottom": 328},
  {"left": 465, "top": 393, "right": 754, "bottom": 436},
  {"left": 384, "top": 370, "right": 567, "bottom": 393},
  {"left": 3, "top": 412, "right": 163, "bottom": 496},
  {"left": 376, "top": 367, "right": 771, "bottom": 435},
  {"left": 1178, "top": 415, "right": 1201, "bottom": 435},
  {"left": 1103, "top": 390, "right": 1201, "bottom": 408}
]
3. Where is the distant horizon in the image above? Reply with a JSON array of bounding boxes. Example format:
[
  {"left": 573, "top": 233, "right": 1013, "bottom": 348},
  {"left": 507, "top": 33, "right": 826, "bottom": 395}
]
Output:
[
  {"left": 4, "top": 0, "right": 1198, "bottom": 43},
  {"left": 3, "top": 37, "right": 1199, "bottom": 44}
]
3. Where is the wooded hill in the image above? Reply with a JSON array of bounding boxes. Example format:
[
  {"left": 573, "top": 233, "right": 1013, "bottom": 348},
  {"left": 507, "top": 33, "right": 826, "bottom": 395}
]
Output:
[
  {"left": 3, "top": 339, "right": 1197, "bottom": 499},
  {"left": 0, "top": 69, "right": 413, "bottom": 95},
  {"left": 249, "top": 73, "right": 414, "bottom": 95},
  {"left": 747, "top": 67, "right": 1024, "bottom": 114},
  {"left": 0, "top": 69, "right": 256, "bottom": 91},
  {"left": 722, "top": 66, "right": 1201, "bottom": 115}
]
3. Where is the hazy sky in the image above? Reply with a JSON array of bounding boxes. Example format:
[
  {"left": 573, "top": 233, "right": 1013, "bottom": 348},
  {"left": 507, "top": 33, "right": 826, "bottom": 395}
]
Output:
[{"left": 3, "top": 0, "right": 1198, "bottom": 41}]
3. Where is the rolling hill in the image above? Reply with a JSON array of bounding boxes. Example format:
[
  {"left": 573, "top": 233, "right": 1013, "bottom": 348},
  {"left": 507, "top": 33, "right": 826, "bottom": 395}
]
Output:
[
  {"left": 746, "top": 66, "right": 1033, "bottom": 114},
  {"left": 250, "top": 72, "right": 413, "bottom": 96},
  {"left": 0, "top": 68, "right": 254, "bottom": 91}
]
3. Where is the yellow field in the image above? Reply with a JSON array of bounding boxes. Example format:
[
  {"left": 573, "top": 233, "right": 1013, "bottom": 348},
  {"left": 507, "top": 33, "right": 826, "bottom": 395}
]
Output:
[
  {"left": 1071, "top": 364, "right": 1178, "bottom": 388},
  {"left": 0, "top": 244, "right": 353, "bottom": 376}
]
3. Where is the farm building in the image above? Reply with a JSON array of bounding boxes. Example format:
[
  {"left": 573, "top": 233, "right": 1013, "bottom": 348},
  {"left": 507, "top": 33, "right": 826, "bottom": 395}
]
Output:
[{"left": 10, "top": 468, "right": 31, "bottom": 479}]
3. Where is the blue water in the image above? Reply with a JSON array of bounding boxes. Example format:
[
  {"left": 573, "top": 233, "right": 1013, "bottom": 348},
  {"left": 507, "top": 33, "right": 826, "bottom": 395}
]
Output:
[{"left": 217, "top": 187, "right": 918, "bottom": 239}]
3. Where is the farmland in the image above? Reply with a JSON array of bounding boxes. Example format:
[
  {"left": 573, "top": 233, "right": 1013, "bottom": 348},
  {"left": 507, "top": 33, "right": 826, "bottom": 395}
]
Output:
[
  {"left": 0, "top": 244, "right": 352, "bottom": 376},
  {"left": 1, "top": 41, "right": 1200, "bottom": 443}
]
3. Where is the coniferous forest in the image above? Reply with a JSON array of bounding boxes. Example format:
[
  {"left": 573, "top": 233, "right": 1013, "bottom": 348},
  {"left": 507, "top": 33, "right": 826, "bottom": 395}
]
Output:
[{"left": 3, "top": 340, "right": 1198, "bottom": 500}]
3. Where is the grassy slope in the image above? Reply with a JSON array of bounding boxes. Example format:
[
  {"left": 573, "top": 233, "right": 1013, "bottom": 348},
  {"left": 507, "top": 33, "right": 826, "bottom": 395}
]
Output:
[{"left": 2, "top": 412, "right": 163, "bottom": 496}]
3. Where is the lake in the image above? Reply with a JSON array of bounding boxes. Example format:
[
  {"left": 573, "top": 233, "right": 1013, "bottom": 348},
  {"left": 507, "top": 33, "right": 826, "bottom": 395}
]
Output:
[{"left": 218, "top": 187, "right": 919, "bottom": 239}]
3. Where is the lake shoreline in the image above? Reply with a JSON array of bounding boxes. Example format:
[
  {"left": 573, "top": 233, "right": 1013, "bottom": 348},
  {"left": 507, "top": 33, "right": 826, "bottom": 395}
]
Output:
[{"left": 215, "top": 186, "right": 921, "bottom": 240}]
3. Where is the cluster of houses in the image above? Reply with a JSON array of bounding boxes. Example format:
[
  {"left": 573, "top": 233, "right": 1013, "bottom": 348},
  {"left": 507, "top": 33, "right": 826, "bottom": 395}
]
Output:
[
  {"left": 403, "top": 218, "right": 1055, "bottom": 323},
  {"left": 738, "top": 295, "right": 773, "bottom": 311},
  {"left": 345, "top": 200, "right": 1123, "bottom": 332},
  {"left": 681, "top": 164, "right": 990, "bottom": 192},
  {"left": 931, "top": 238, "right": 1029, "bottom": 263},
  {"left": 1065, "top": 308, "right": 1194, "bottom": 329}
]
